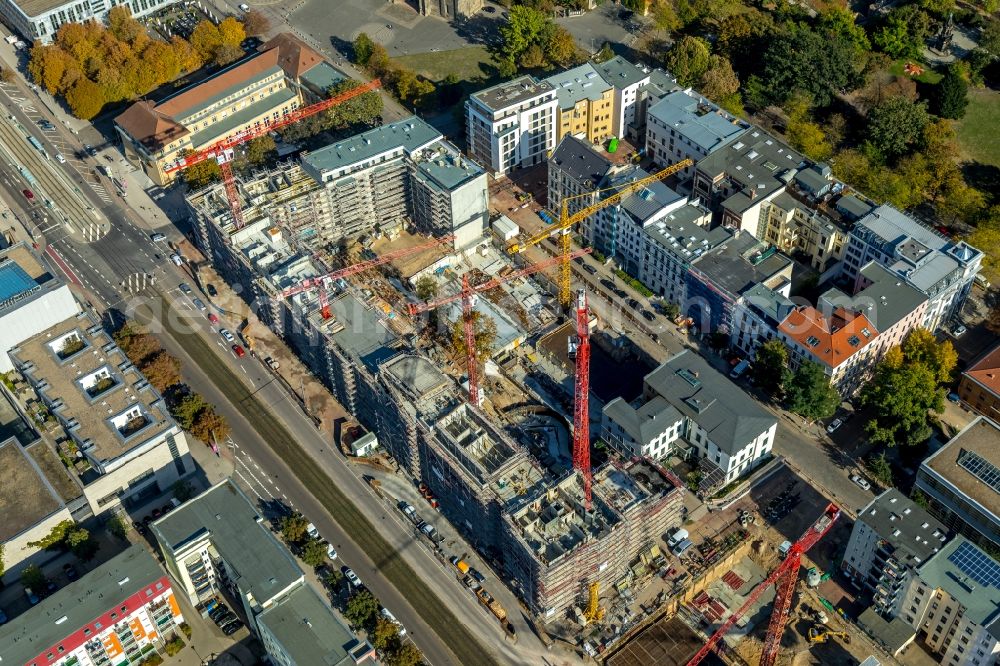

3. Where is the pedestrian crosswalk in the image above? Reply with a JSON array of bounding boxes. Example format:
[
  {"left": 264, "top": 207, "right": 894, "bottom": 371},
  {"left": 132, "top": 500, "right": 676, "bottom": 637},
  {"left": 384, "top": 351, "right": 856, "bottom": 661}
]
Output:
[
  {"left": 91, "top": 182, "right": 112, "bottom": 203},
  {"left": 81, "top": 222, "right": 107, "bottom": 242}
]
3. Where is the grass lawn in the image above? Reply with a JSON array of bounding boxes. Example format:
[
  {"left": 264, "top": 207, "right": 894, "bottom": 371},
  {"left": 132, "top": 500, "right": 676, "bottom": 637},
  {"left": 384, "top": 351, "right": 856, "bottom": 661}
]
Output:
[
  {"left": 889, "top": 59, "right": 944, "bottom": 85},
  {"left": 392, "top": 46, "right": 496, "bottom": 85},
  {"left": 956, "top": 88, "right": 1000, "bottom": 168}
]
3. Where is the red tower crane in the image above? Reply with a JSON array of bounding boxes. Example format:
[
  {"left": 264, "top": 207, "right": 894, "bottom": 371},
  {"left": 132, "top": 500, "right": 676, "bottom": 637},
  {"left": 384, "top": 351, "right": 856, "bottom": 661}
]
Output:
[
  {"left": 687, "top": 503, "right": 841, "bottom": 666},
  {"left": 408, "top": 248, "right": 592, "bottom": 405},
  {"left": 570, "top": 289, "right": 592, "bottom": 508},
  {"left": 162, "top": 79, "right": 382, "bottom": 230},
  {"left": 280, "top": 235, "right": 454, "bottom": 319}
]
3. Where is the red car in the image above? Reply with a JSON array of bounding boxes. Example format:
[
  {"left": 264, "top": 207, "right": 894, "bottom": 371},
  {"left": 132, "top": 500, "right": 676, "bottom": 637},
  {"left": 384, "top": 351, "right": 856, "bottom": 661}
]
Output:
[
  {"left": 208, "top": 313, "right": 219, "bottom": 324},
  {"left": 22, "top": 188, "right": 34, "bottom": 201},
  {"left": 232, "top": 344, "right": 245, "bottom": 358}
]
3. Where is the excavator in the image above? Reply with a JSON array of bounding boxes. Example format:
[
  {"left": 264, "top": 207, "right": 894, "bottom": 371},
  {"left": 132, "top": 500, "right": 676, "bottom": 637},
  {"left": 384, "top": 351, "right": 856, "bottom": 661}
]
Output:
[{"left": 808, "top": 627, "right": 851, "bottom": 644}]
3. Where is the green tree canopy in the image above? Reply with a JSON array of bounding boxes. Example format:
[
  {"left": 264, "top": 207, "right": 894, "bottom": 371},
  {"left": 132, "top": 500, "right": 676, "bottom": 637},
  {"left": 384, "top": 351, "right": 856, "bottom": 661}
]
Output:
[
  {"left": 664, "top": 36, "right": 711, "bottom": 88},
  {"left": 865, "top": 97, "right": 929, "bottom": 162},
  {"left": 344, "top": 589, "right": 380, "bottom": 629},
  {"left": 299, "top": 538, "right": 328, "bottom": 567},
  {"left": 371, "top": 616, "right": 401, "bottom": 652},
  {"left": 281, "top": 513, "right": 310, "bottom": 544},
  {"left": 415, "top": 275, "right": 438, "bottom": 301},
  {"left": 353, "top": 33, "right": 375, "bottom": 65},
  {"left": 867, "top": 452, "right": 893, "bottom": 486},
  {"left": 784, "top": 361, "right": 840, "bottom": 421},
  {"left": 760, "top": 23, "right": 864, "bottom": 107},
  {"left": 753, "top": 339, "right": 792, "bottom": 399},
  {"left": 933, "top": 64, "right": 968, "bottom": 120},
  {"left": 451, "top": 310, "right": 498, "bottom": 361}
]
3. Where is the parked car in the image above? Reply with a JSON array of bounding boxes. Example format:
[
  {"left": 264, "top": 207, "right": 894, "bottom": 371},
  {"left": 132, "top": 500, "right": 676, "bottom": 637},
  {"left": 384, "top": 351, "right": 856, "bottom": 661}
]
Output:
[
  {"left": 613, "top": 288, "right": 627, "bottom": 298},
  {"left": 222, "top": 620, "right": 243, "bottom": 635},
  {"left": 22, "top": 188, "right": 34, "bottom": 201},
  {"left": 380, "top": 607, "right": 406, "bottom": 636},
  {"left": 850, "top": 474, "right": 872, "bottom": 491},
  {"left": 952, "top": 323, "right": 967, "bottom": 338},
  {"left": 85, "top": 145, "right": 97, "bottom": 157},
  {"left": 150, "top": 233, "right": 166, "bottom": 242},
  {"left": 55, "top": 153, "right": 65, "bottom": 163},
  {"left": 209, "top": 604, "right": 230, "bottom": 621},
  {"left": 948, "top": 392, "right": 961, "bottom": 403},
  {"left": 470, "top": 568, "right": 486, "bottom": 583},
  {"left": 170, "top": 253, "right": 184, "bottom": 266},
  {"left": 208, "top": 313, "right": 220, "bottom": 324},
  {"left": 641, "top": 309, "right": 655, "bottom": 322},
  {"left": 583, "top": 264, "right": 597, "bottom": 275},
  {"left": 179, "top": 283, "right": 192, "bottom": 294},
  {"left": 326, "top": 543, "right": 338, "bottom": 560},
  {"left": 192, "top": 298, "right": 207, "bottom": 311},
  {"left": 826, "top": 418, "right": 844, "bottom": 434},
  {"left": 63, "top": 563, "right": 79, "bottom": 581},
  {"left": 342, "top": 567, "right": 361, "bottom": 587},
  {"left": 306, "top": 522, "right": 320, "bottom": 539},
  {"left": 206, "top": 283, "right": 218, "bottom": 297},
  {"left": 220, "top": 328, "right": 235, "bottom": 343},
  {"left": 0, "top": 608, "right": 8, "bottom": 624},
  {"left": 626, "top": 298, "right": 640, "bottom": 309},
  {"left": 24, "top": 587, "right": 39, "bottom": 605},
  {"left": 232, "top": 344, "right": 245, "bottom": 358}
]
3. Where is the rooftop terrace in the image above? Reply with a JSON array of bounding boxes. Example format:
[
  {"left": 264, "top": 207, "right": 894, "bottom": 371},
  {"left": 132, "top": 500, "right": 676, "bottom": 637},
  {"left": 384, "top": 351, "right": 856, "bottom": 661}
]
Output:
[
  {"left": 0, "top": 436, "right": 66, "bottom": 542},
  {"left": 922, "top": 417, "right": 1000, "bottom": 522},
  {"left": 9, "top": 312, "right": 175, "bottom": 476}
]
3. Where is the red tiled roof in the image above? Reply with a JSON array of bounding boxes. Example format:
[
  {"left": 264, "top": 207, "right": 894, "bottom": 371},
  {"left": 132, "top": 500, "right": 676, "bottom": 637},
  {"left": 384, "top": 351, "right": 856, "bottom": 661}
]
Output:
[
  {"left": 258, "top": 33, "right": 322, "bottom": 79},
  {"left": 778, "top": 306, "right": 878, "bottom": 368},
  {"left": 113, "top": 101, "right": 189, "bottom": 151},
  {"left": 965, "top": 343, "right": 1000, "bottom": 398}
]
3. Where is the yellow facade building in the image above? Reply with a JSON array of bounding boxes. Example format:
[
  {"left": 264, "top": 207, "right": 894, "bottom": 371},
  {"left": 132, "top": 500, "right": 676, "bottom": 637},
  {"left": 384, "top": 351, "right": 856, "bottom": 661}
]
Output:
[{"left": 545, "top": 63, "right": 615, "bottom": 145}]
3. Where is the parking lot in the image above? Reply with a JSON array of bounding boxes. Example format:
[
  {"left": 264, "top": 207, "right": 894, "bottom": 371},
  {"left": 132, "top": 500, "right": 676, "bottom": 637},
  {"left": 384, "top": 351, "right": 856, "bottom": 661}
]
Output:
[{"left": 144, "top": 2, "right": 219, "bottom": 40}]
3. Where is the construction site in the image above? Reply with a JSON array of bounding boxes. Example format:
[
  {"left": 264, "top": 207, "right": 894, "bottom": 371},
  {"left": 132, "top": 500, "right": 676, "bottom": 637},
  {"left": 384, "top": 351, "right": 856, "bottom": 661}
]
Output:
[{"left": 179, "top": 83, "right": 890, "bottom": 666}]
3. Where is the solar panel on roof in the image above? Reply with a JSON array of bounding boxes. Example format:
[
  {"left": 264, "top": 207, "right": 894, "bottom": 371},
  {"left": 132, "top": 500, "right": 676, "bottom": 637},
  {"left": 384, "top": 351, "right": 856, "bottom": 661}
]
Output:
[
  {"left": 948, "top": 541, "right": 1000, "bottom": 588},
  {"left": 958, "top": 449, "right": 1000, "bottom": 495}
]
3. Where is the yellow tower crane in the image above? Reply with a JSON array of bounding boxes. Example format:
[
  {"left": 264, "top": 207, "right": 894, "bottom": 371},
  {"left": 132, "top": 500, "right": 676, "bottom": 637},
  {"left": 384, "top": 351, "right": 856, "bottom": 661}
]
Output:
[
  {"left": 507, "top": 159, "right": 692, "bottom": 306},
  {"left": 584, "top": 581, "right": 605, "bottom": 624}
]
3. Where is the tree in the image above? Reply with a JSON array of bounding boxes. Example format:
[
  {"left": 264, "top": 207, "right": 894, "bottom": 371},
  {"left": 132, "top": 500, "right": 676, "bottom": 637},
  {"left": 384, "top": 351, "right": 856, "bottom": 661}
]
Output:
[
  {"left": 371, "top": 616, "right": 401, "bottom": 652},
  {"left": 217, "top": 16, "right": 246, "bottom": 49},
  {"left": 664, "top": 36, "right": 710, "bottom": 88},
  {"left": 874, "top": 7, "right": 929, "bottom": 59},
  {"left": 28, "top": 519, "right": 75, "bottom": 550},
  {"left": 819, "top": 7, "right": 871, "bottom": 56},
  {"left": 214, "top": 43, "right": 245, "bottom": 67},
  {"left": 281, "top": 513, "right": 310, "bottom": 543},
  {"left": 170, "top": 392, "right": 207, "bottom": 430},
  {"left": 981, "top": 19, "right": 1000, "bottom": 58},
  {"left": 242, "top": 10, "right": 270, "bottom": 37},
  {"left": 860, "top": 345, "right": 945, "bottom": 446},
  {"left": 323, "top": 79, "right": 383, "bottom": 130},
  {"left": 415, "top": 276, "right": 438, "bottom": 300},
  {"left": 784, "top": 361, "right": 840, "bottom": 421},
  {"left": 108, "top": 6, "right": 144, "bottom": 44},
  {"left": 245, "top": 135, "right": 277, "bottom": 165},
  {"left": 451, "top": 311, "right": 498, "bottom": 360},
  {"left": 324, "top": 569, "right": 344, "bottom": 588},
  {"left": 65, "top": 77, "right": 104, "bottom": 120},
  {"left": 543, "top": 25, "right": 577, "bottom": 67},
  {"left": 970, "top": 209, "right": 1000, "bottom": 283},
  {"left": 0, "top": 544, "right": 5, "bottom": 578},
  {"left": 344, "top": 589, "right": 380, "bottom": 628},
  {"left": 902, "top": 328, "right": 956, "bottom": 384},
  {"left": 140, "top": 350, "right": 181, "bottom": 392},
  {"left": 760, "top": 24, "right": 864, "bottom": 108},
  {"left": 353, "top": 33, "right": 375, "bottom": 66},
  {"left": 912, "top": 488, "right": 930, "bottom": 508},
  {"left": 699, "top": 56, "right": 740, "bottom": 106},
  {"left": 116, "top": 329, "right": 161, "bottom": 366},
  {"left": 867, "top": 452, "right": 893, "bottom": 486},
  {"left": 933, "top": 64, "right": 968, "bottom": 120},
  {"left": 299, "top": 538, "right": 328, "bottom": 567},
  {"left": 190, "top": 20, "right": 222, "bottom": 63},
  {"left": 172, "top": 35, "right": 203, "bottom": 73},
  {"left": 651, "top": 0, "right": 680, "bottom": 32},
  {"left": 182, "top": 157, "right": 222, "bottom": 190},
  {"left": 172, "top": 479, "right": 195, "bottom": 502},
  {"left": 366, "top": 44, "right": 390, "bottom": 76},
  {"left": 753, "top": 340, "right": 792, "bottom": 399},
  {"left": 190, "top": 406, "right": 229, "bottom": 443},
  {"left": 0, "top": 67, "right": 13, "bottom": 84},
  {"left": 866, "top": 97, "right": 929, "bottom": 162},
  {"left": 20, "top": 564, "right": 46, "bottom": 591},
  {"left": 386, "top": 643, "right": 423, "bottom": 666},
  {"left": 67, "top": 526, "right": 99, "bottom": 560},
  {"left": 107, "top": 514, "right": 129, "bottom": 540}
]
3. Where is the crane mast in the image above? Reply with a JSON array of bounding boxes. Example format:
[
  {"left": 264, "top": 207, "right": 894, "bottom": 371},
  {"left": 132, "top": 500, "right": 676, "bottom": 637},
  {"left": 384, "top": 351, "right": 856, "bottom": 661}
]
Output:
[{"left": 571, "top": 289, "right": 592, "bottom": 508}]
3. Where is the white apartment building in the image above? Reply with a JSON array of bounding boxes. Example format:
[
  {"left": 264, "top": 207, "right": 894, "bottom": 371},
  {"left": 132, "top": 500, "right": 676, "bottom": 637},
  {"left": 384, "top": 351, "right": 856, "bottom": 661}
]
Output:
[
  {"left": 466, "top": 75, "right": 558, "bottom": 174},
  {"left": 8, "top": 311, "right": 194, "bottom": 516},
  {"left": 602, "top": 351, "right": 777, "bottom": 489},
  {"left": 841, "top": 205, "right": 982, "bottom": 333},
  {"left": 895, "top": 537, "right": 1000, "bottom": 666},
  {"left": 0, "top": 242, "right": 81, "bottom": 373},
  {"left": 841, "top": 489, "right": 948, "bottom": 617},
  {"left": 592, "top": 56, "right": 653, "bottom": 139},
  {"left": 0, "top": 0, "right": 174, "bottom": 43},
  {"left": 645, "top": 89, "right": 748, "bottom": 181}
]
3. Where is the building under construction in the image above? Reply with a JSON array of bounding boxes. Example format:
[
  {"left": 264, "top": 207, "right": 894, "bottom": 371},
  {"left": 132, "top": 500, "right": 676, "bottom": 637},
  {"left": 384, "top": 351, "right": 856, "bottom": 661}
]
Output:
[{"left": 504, "top": 460, "right": 685, "bottom": 618}]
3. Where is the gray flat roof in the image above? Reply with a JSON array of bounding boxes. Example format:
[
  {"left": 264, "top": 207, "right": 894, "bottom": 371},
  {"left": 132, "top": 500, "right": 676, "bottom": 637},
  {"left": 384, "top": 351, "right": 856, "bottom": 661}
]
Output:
[
  {"left": 819, "top": 262, "right": 927, "bottom": 333},
  {"left": 383, "top": 355, "right": 450, "bottom": 400},
  {"left": 0, "top": 545, "right": 165, "bottom": 665},
  {"left": 151, "top": 480, "right": 302, "bottom": 606},
  {"left": 697, "top": 128, "right": 803, "bottom": 207},
  {"left": 545, "top": 63, "right": 611, "bottom": 109},
  {"left": 921, "top": 417, "right": 1000, "bottom": 523},
  {"left": 647, "top": 90, "right": 747, "bottom": 154},
  {"left": 471, "top": 75, "right": 554, "bottom": 111},
  {"left": 549, "top": 135, "right": 613, "bottom": 187},
  {"left": 691, "top": 231, "right": 791, "bottom": 298},
  {"left": 604, "top": 395, "right": 683, "bottom": 445},
  {"left": 300, "top": 61, "right": 347, "bottom": 94},
  {"left": 302, "top": 116, "right": 441, "bottom": 177},
  {"left": 644, "top": 205, "right": 730, "bottom": 262},
  {"left": 858, "top": 607, "right": 917, "bottom": 654},
  {"left": 917, "top": 536, "right": 1000, "bottom": 635},
  {"left": 857, "top": 489, "right": 948, "bottom": 569},
  {"left": 412, "top": 144, "right": 483, "bottom": 191},
  {"left": 608, "top": 166, "right": 684, "bottom": 223},
  {"left": 323, "top": 293, "right": 399, "bottom": 371},
  {"left": 836, "top": 194, "right": 874, "bottom": 220},
  {"left": 257, "top": 584, "right": 364, "bottom": 666},
  {"left": 645, "top": 351, "right": 776, "bottom": 454},
  {"left": 593, "top": 56, "right": 651, "bottom": 90},
  {"left": 858, "top": 205, "right": 946, "bottom": 251},
  {"left": 741, "top": 283, "right": 794, "bottom": 327}
]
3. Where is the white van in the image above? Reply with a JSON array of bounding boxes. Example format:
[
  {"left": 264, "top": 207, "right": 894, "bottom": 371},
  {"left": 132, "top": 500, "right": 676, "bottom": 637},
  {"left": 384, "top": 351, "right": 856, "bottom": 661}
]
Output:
[
  {"left": 170, "top": 253, "right": 184, "bottom": 266},
  {"left": 667, "top": 528, "right": 689, "bottom": 548}
]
